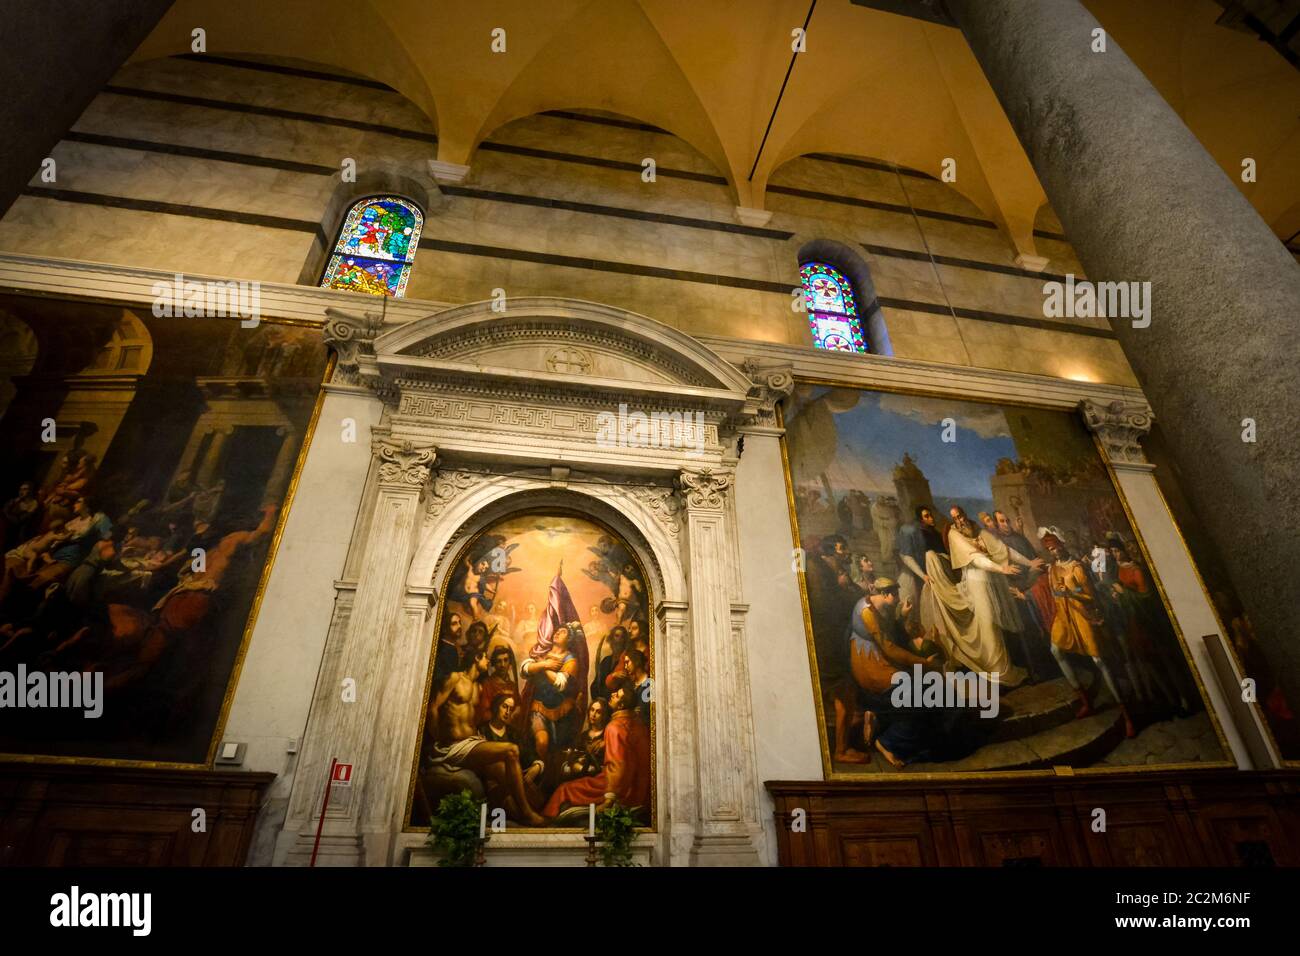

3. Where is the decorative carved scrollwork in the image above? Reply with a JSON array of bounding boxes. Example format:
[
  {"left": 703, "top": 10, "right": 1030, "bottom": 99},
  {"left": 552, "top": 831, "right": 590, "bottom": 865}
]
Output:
[
  {"left": 322, "top": 308, "right": 384, "bottom": 384},
  {"left": 628, "top": 484, "right": 683, "bottom": 537},
  {"left": 1079, "top": 399, "right": 1154, "bottom": 466},
  {"left": 739, "top": 358, "right": 795, "bottom": 428},
  {"left": 373, "top": 437, "right": 436, "bottom": 487},
  {"left": 676, "top": 467, "right": 733, "bottom": 510},
  {"left": 426, "top": 467, "right": 490, "bottom": 518}
]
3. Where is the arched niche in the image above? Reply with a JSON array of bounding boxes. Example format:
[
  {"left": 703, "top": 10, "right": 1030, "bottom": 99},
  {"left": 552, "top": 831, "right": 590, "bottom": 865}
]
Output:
[{"left": 405, "top": 491, "right": 666, "bottom": 833}]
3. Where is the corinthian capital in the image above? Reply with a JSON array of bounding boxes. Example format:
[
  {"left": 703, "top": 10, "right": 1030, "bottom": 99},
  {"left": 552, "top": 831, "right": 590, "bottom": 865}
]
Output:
[
  {"left": 676, "top": 467, "right": 733, "bottom": 510},
  {"left": 373, "top": 437, "right": 436, "bottom": 487},
  {"left": 739, "top": 359, "right": 795, "bottom": 429},
  {"left": 1079, "top": 399, "right": 1153, "bottom": 466},
  {"left": 323, "top": 307, "right": 384, "bottom": 375}
]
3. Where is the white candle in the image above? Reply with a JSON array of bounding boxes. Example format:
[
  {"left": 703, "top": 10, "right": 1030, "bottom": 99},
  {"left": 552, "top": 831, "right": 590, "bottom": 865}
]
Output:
[
  {"left": 589, "top": 802, "right": 595, "bottom": 837},
  {"left": 480, "top": 802, "right": 487, "bottom": 839}
]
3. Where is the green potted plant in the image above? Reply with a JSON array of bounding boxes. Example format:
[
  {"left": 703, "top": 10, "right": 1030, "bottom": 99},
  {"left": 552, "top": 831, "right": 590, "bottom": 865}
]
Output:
[
  {"left": 427, "top": 790, "right": 482, "bottom": 867},
  {"left": 595, "top": 801, "right": 638, "bottom": 867}
]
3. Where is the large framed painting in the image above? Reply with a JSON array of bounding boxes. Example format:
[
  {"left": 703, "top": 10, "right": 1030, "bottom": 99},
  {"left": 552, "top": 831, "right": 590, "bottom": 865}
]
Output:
[
  {"left": 0, "top": 295, "right": 329, "bottom": 765},
  {"left": 783, "top": 381, "right": 1231, "bottom": 777},
  {"left": 407, "top": 511, "right": 654, "bottom": 830}
]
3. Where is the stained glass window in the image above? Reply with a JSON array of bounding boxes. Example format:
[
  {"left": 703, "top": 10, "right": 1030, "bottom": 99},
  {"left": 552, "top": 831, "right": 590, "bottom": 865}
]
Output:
[
  {"left": 320, "top": 196, "right": 423, "bottom": 298},
  {"left": 800, "top": 261, "right": 867, "bottom": 353}
]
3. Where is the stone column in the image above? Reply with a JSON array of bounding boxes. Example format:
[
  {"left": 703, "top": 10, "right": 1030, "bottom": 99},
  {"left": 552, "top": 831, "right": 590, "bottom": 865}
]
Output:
[
  {"left": 194, "top": 426, "right": 232, "bottom": 487},
  {"left": 1079, "top": 400, "right": 1256, "bottom": 767},
  {"left": 676, "top": 467, "right": 762, "bottom": 865},
  {"left": 264, "top": 425, "right": 298, "bottom": 500},
  {"left": 947, "top": 0, "right": 1300, "bottom": 711},
  {"left": 0, "top": 0, "right": 174, "bottom": 217},
  {"left": 281, "top": 434, "right": 434, "bottom": 865}
]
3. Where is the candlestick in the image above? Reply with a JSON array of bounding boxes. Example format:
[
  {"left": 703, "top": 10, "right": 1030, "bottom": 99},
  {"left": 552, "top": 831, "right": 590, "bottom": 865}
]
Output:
[{"left": 480, "top": 802, "right": 487, "bottom": 839}]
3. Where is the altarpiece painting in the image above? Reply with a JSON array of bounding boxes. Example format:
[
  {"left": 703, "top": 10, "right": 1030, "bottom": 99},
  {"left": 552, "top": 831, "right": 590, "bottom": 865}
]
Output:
[{"left": 408, "top": 512, "right": 654, "bottom": 829}]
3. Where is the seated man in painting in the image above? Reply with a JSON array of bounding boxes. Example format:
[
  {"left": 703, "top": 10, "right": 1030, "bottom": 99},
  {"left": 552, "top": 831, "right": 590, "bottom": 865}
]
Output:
[
  {"left": 426, "top": 647, "right": 546, "bottom": 826},
  {"left": 544, "top": 681, "right": 650, "bottom": 821},
  {"left": 477, "top": 691, "right": 544, "bottom": 791},
  {"left": 0, "top": 518, "right": 67, "bottom": 612},
  {"left": 834, "top": 579, "right": 982, "bottom": 769}
]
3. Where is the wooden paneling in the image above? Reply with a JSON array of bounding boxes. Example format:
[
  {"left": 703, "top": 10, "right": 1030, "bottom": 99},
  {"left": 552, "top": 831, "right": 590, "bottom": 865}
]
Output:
[
  {"left": 0, "top": 762, "right": 274, "bottom": 867},
  {"left": 767, "top": 770, "right": 1300, "bottom": 867}
]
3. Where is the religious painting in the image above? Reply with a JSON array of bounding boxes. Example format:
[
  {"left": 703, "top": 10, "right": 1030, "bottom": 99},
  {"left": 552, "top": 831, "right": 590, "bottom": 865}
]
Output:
[
  {"left": 784, "top": 382, "right": 1230, "bottom": 777},
  {"left": 408, "top": 512, "right": 654, "bottom": 830},
  {"left": 0, "top": 295, "right": 328, "bottom": 764}
]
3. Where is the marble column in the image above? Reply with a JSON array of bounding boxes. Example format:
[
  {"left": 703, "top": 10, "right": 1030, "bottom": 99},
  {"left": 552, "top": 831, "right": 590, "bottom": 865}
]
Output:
[
  {"left": 948, "top": 0, "right": 1300, "bottom": 714},
  {"left": 676, "top": 467, "right": 762, "bottom": 865},
  {"left": 281, "top": 434, "right": 434, "bottom": 866},
  {"left": 0, "top": 0, "right": 173, "bottom": 217}
]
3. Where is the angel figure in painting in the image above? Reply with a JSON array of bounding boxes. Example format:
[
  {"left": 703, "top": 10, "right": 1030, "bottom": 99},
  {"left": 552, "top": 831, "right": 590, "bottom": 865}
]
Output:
[
  {"left": 583, "top": 535, "right": 644, "bottom": 624},
  {"left": 450, "top": 536, "right": 520, "bottom": 621}
]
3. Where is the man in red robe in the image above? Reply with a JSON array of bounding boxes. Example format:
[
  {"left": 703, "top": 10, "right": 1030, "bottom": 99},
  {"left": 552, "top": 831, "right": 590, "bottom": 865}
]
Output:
[{"left": 543, "top": 682, "right": 650, "bottom": 818}]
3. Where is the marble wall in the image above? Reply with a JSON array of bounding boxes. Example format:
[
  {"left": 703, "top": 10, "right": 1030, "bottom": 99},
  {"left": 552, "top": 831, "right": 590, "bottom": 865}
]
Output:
[{"left": 0, "top": 53, "right": 1134, "bottom": 386}]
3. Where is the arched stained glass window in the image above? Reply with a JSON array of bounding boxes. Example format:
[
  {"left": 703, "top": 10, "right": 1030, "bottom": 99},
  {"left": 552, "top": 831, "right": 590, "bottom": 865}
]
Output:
[
  {"left": 800, "top": 261, "right": 867, "bottom": 353},
  {"left": 320, "top": 196, "right": 423, "bottom": 298}
]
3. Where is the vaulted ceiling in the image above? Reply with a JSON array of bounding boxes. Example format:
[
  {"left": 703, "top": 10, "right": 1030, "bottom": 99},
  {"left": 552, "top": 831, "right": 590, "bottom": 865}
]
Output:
[{"left": 127, "top": 0, "right": 1300, "bottom": 258}]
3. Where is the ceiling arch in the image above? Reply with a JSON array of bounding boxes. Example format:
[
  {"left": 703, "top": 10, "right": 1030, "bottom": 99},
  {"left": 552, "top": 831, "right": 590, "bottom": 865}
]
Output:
[{"left": 123, "top": 0, "right": 1300, "bottom": 252}]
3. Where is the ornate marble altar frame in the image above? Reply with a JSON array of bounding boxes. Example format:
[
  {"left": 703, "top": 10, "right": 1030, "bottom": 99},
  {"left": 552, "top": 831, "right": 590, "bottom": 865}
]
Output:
[{"left": 269, "top": 295, "right": 791, "bottom": 867}]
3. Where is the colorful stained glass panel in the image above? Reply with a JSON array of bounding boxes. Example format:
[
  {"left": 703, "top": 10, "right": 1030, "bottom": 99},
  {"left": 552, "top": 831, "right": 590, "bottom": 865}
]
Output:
[
  {"left": 321, "top": 196, "right": 423, "bottom": 298},
  {"left": 800, "top": 261, "right": 868, "bottom": 353}
]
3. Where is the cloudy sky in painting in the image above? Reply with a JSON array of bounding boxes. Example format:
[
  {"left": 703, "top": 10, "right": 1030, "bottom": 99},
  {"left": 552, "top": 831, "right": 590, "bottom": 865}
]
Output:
[{"left": 813, "top": 388, "right": 1018, "bottom": 500}]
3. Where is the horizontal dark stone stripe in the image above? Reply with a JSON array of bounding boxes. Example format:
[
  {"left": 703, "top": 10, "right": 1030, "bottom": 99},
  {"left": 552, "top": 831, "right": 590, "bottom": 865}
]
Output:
[
  {"left": 417, "top": 236, "right": 1116, "bottom": 338},
  {"left": 476, "top": 140, "right": 728, "bottom": 185},
  {"left": 30, "top": 140, "right": 1042, "bottom": 270},
  {"left": 174, "top": 53, "right": 395, "bottom": 91},
  {"left": 439, "top": 185, "right": 792, "bottom": 239},
  {"left": 93, "top": 88, "right": 1011, "bottom": 233},
  {"left": 878, "top": 296, "right": 1115, "bottom": 338},
  {"left": 861, "top": 242, "right": 1070, "bottom": 282},
  {"left": 102, "top": 86, "right": 438, "bottom": 143},
  {"left": 22, "top": 186, "right": 326, "bottom": 243},
  {"left": 767, "top": 184, "right": 999, "bottom": 229},
  {"left": 539, "top": 110, "right": 667, "bottom": 133},
  {"left": 21, "top": 184, "right": 1112, "bottom": 340},
  {"left": 803, "top": 152, "right": 934, "bottom": 181},
  {"left": 417, "top": 236, "right": 793, "bottom": 293},
  {"left": 64, "top": 131, "right": 336, "bottom": 175},
  {"left": 1033, "top": 228, "right": 1069, "bottom": 242}
]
